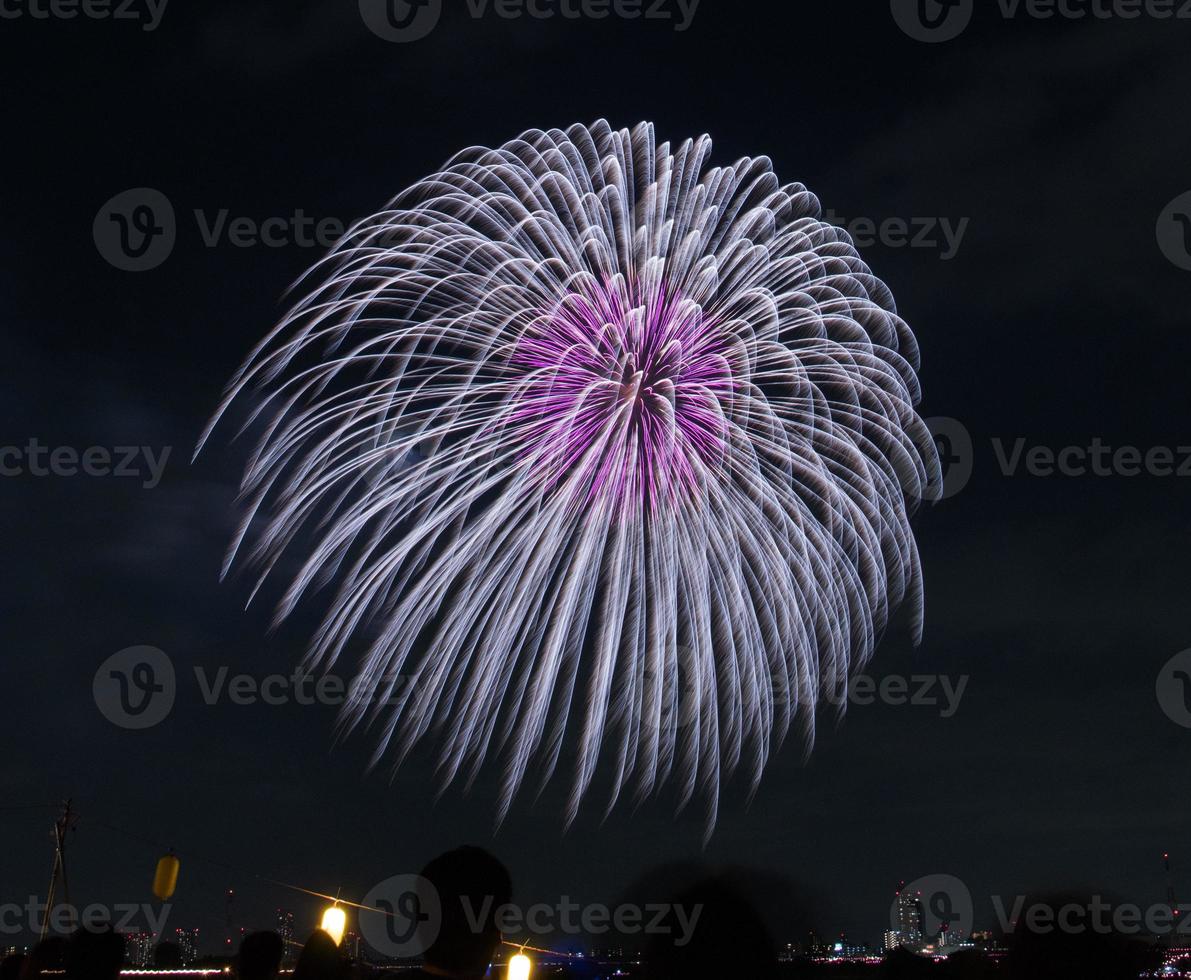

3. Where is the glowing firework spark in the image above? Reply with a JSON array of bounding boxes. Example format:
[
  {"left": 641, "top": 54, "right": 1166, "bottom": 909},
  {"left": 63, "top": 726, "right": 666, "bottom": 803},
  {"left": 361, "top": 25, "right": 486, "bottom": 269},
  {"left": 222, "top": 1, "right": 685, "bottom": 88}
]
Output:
[{"left": 201, "top": 120, "right": 940, "bottom": 834}]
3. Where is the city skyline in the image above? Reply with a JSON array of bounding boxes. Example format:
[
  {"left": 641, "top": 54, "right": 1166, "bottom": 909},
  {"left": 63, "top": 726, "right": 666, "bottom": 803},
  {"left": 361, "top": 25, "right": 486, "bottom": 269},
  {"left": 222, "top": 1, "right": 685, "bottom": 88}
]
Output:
[{"left": 7, "top": 832, "right": 1191, "bottom": 964}]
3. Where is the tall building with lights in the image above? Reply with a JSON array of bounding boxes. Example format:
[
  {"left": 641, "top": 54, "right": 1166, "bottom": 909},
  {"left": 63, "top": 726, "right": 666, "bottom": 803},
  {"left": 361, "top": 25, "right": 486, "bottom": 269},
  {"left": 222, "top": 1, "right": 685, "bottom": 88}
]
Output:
[
  {"left": 276, "top": 909, "right": 295, "bottom": 962},
  {"left": 124, "top": 932, "right": 155, "bottom": 967},
  {"left": 174, "top": 928, "right": 199, "bottom": 965},
  {"left": 889, "top": 883, "right": 925, "bottom": 950}
]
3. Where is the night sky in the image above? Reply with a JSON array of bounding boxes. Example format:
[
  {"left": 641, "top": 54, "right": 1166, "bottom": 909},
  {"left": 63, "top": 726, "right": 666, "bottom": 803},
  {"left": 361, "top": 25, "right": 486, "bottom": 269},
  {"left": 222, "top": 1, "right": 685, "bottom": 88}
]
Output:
[{"left": 4, "top": 0, "right": 1191, "bottom": 954}]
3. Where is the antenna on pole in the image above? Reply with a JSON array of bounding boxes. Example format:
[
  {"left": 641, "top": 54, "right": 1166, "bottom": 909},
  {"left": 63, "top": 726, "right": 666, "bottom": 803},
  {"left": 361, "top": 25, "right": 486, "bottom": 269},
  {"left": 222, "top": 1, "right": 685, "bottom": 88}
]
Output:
[
  {"left": 1166, "top": 852, "right": 1180, "bottom": 925},
  {"left": 42, "top": 799, "right": 78, "bottom": 941}
]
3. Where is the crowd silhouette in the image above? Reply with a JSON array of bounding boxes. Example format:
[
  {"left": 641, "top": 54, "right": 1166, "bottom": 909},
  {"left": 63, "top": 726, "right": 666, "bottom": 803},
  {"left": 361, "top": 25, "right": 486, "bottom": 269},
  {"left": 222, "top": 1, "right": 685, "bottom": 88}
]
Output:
[{"left": 0, "top": 852, "right": 1171, "bottom": 979}]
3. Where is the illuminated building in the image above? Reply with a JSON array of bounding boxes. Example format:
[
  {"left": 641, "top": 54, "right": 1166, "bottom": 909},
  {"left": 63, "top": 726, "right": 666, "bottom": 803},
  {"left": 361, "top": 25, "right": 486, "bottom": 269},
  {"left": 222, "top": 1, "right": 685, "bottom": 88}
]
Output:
[
  {"left": 174, "top": 928, "right": 199, "bottom": 965},
  {"left": 276, "top": 909, "right": 295, "bottom": 963},
  {"left": 831, "top": 937, "right": 870, "bottom": 958},
  {"left": 802, "top": 930, "right": 828, "bottom": 957},
  {"left": 888, "top": 882, "right": 925, "bottom": 951},
  {"left": 124, "top": 932, "right": 155, "bottom": 966},
  {"left": 938, "top": 924, "right": 967, "bottom": 948}
]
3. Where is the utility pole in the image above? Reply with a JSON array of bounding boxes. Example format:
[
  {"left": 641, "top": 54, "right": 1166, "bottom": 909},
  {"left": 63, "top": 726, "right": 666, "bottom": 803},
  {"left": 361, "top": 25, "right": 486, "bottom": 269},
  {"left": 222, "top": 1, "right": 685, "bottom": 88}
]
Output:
[
  {"left": 1166, "top": 852, "right": 1180, "bottom": 927},
  {"left": 42, "top": 799, "right": 78, "bottom": 941}
]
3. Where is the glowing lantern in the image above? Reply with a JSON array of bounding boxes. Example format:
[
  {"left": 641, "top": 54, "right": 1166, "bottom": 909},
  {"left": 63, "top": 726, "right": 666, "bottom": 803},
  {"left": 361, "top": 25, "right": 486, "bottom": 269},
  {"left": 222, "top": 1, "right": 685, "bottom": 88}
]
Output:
[
  {"left": 508, "top": 952, "right": 532, "bottom": 980},
  {"left": 320, "top": 905, "right": 346, "bottom": 945},
  {"left": 152, "top": 851, "right": 180, "bottom": 901}
]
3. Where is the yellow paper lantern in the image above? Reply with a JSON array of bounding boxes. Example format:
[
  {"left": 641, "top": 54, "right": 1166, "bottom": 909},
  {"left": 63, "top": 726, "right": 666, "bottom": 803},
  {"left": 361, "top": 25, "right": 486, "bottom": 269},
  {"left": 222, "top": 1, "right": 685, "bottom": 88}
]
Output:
[
  {"left": 508, "top": 952, "right": 532, "bottom": 980},
  {"left": 152, "top": 852, "right": 180, "bottom": 901},
  {"left": 320, "top": 905, "right": 347, "bottom": 945}
]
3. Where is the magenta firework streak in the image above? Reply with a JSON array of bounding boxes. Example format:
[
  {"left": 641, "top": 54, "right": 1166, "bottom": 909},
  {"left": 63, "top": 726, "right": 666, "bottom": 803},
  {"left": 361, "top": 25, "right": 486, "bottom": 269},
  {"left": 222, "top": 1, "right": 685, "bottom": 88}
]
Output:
[
  {"left": 511, "top": 279, "right": 732, "bottom": 510},
  {"left": 202, "top": 121, "right": 940, "bottom": 835}
]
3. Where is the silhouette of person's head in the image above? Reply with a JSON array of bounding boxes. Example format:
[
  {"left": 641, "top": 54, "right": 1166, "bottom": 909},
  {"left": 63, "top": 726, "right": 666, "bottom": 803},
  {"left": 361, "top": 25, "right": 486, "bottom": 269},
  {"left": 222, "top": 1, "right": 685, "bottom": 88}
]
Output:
[
  {"left": 237, "top": 931, "right": 284, "bottom": 980},
  {"left": 1004, "top": 892, "right": 1148, "bottom": 980},
  {"left": 419, "top": 845, "right": 512, "bottom": 979},
  {"left": 292, "top": 930, "right": 342, "bottom": 980},
  {"left": 65, "top": 926, "right": 124, "bottom": 980},
  {"left": 20, "top": 937, "right": 67, "bottom": 980},
  {"left": 152, "top": 942, "right": 181, "bottom": 969},
  {"left": 937, "top": 947, "right": 996, "bottom": 979},
  {"left": 881, "top": 946, "right": 936, "bottom": 978},
  {"left": 1, "top": 955, "right": 27, "bottom": 980},
  {"left": 644, "top": 876, "right": 778, "bottom": 980}
]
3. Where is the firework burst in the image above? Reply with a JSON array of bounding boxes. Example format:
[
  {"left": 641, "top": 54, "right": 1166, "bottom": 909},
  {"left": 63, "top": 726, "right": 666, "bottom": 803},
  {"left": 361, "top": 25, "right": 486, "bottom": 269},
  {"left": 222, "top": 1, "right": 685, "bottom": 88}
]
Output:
[{"left": 201, "top": 120, "right": 940, "bottom": 835}]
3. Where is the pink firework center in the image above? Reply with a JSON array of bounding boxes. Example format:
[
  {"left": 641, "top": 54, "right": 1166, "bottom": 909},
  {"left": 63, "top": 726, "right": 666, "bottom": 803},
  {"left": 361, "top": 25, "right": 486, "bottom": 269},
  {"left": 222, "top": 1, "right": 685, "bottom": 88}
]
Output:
[{"left": 512, "top": 278, "right": 734, "bottom": 511}]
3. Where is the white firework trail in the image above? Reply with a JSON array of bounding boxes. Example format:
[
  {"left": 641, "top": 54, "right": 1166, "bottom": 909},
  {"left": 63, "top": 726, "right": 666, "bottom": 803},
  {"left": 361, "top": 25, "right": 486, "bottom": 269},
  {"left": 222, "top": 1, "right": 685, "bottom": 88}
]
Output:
[{"left": 199, "top": 120, "right": 941, "bottom": 837}]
